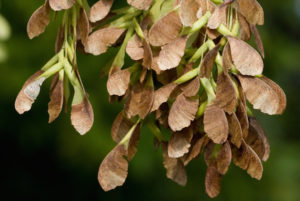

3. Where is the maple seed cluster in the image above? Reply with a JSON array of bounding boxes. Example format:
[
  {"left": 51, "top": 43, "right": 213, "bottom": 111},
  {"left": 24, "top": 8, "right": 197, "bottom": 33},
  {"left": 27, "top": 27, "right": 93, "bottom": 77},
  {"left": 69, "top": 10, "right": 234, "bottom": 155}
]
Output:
[{"left": 15, "top": 0, "right": 286, "bottom": 198}]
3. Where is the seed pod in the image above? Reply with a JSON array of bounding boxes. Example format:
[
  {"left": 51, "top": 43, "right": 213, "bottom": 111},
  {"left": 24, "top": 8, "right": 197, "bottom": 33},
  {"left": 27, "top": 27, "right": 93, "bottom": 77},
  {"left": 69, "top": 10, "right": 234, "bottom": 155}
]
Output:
[
  {"left": 162, "top": 143, "right": 187, "bottom": 186},
  {"left": 27, "top": 1, "right": 50, "bottom": 39},
  {"left": 49, "top": 0, "right": 75, "bottom": 11},
  {"left": 183, "top": 135, "right": 209, "bottom": 166},
  {"left": 205, "top": 164, "right": 222, "bottom": 198},
  {"left": 89, "top": 0, "right": 114, "bottom": 23},
  {"left": 71, "top": 97, "right": 94, "bottom": 135},
  {"left": 236, "top": 0, "right": 264, "bottom": 25},
  {"left": 107, "top": 68, "right": 131, "bottom": 97},
  {"left": 180, "top": 76, "right": 200, "bottom": 97},
  {"left": 168, "top": 93, "right": 199, "bottom": 132},
  {"left": 151, "top": 83, "right": 177, "bottom": 112},
  {"left": 111, "top": 111, "right": 134, "bottom": 143},
  {"left": 227, "top": 113, "right": 243, "bottom": 148},
  {"left": 127, "top": 0, "right": 153, "bottom": 10},
  {"left": 204, "top": 104, "right": 229, "bottom": 144},
  {"left": 179, "top": 0, "right": 201, "bottom": 27},
  {"left": 168, "top": 127, "right": 193, "bottom": 158},
  {"left": 200, "top": 44, "right": 220, "bottom": 78},
  {"left": 126, "top": 35, "right": 144, "bottom": 60},
  {"left": 238, "top": 75, "right": 286, "bottom": 115},
  {"left": 77, "top": 8, "right": 89, "bottom": 46},
  {"left": 227, "top": 37, "right": 263, "bottom": 76},
  {"left": 15, "top": 71, "right": 45, "bottom": 114},
  {"left": 207, "top": 4, "right": 227, "bottom": 29},
  {"left": 85, "top": 27, "right": 125, "bottom": 55},
  {"left": 48, "top": 74, "right": 64, "bottom": 123},
  {"left": 149, "top": 11, "right": 182, "bottom": 46}
]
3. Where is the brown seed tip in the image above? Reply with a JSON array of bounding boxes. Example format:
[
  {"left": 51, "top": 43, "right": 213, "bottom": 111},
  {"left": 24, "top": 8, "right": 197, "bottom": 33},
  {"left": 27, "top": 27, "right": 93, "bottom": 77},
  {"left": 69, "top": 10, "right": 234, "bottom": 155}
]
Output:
[
  {"left": 15, "top": 71, "right": 45, "bottom": 114},
  {"left": 89, "top": 0, "right": 114, "bottom": 23},
  {"left": 49, "top": 0, "right": 75, "bottom": 11},
  {"left": 71, "top": 97, "right": 94, "bottom": 135}
]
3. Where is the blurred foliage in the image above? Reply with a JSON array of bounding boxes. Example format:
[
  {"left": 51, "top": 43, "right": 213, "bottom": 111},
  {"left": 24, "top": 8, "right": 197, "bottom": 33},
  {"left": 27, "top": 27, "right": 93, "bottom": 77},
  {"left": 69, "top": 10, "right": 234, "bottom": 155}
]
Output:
[{"left": 0, "top": 0, "right": 299, "bottom": 201}]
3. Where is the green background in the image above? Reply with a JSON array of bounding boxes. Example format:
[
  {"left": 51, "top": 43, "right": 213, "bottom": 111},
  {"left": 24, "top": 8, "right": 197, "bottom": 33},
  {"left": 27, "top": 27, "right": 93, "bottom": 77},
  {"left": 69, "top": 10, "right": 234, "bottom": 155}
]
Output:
[{"left": 0, "top": 0, "right": 300, "bottom": 200}]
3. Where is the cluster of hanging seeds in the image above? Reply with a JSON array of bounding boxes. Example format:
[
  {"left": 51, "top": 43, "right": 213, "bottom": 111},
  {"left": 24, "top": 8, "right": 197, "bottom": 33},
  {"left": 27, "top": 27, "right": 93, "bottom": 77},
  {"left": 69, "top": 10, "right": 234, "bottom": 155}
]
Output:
[{"left": 16, "top": 0, "right": 286, "bottom": 198}]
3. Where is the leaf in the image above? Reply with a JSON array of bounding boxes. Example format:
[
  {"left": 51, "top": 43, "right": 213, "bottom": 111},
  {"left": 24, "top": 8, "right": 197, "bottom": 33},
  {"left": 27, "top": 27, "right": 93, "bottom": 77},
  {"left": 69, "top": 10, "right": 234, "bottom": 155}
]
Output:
[
  {"left": 247, "top": 117, "right": 270, "bottom": 161},
  {"left": 127, "top": 0, "right": 153, "bottom": 10},
  {"left": 49, "top": 0, "right": 75, "bottom": 11},
  {"left": 168, "top": 127, "right": 193, "bottom": 158},
  {"left": 162, "top": 143, "right": 187, "bottom": 186},
  {"left": 214, "top": 73, "right": 237, "bottom": 114},
  {"left": 126, "top": 34, "right": 144, "bottom": 60},
  {"left": 205, "top": 164, "right": 222, "bottom": 198},
  {"left": 15, "top": 71, "right": 45, "bottom": 114},
  {"left": 250, "top": 24, "right": 265, "bottom": 58},
  {"left": 157, "top": 36, "right": 187, "bottom": 71},
  {"left": 180, "top": 76, "right": 200, "bottom": 97},
  {"left": 71, "top": 97, "right": 94, "bottom": 135},
  {"left": 27, "top": 1, "right": 50, "bottom": 39},
  {"left": 238, "top": 75, "right": 286, "bottom": 115},
  {"left": 179, "top": 0, "right": 200, "bottom": 27},
  {"left": 111, "top": 111, "right": 134, "bottom": 143},
  {"left": 200, "top": 44, "right": 220, "bottom": 78},
  {"left": 237, "top": 0, "right": 264, "bottom": 25},
  {"left": 107, "top": 68, "right": 131, "bottom": 97},
  {"left": 78, "top": 8, "right": 89, "bottom": 46},
  {"left": 207, "top": 4, "right": 227, "bottom": 29},
  {"left": 125, "top": 82, "right": 154, "bottom": 119},
  {"left": 227, "top": 113, "right": 243, "bottom": 148},
  {"left": 151, "top": 83, "right": 177, "bottom": 112},
  {"left": 204, "top": 104, "right": 229, "bottom": 144},
  {"left": 168, "top": 93, "right": 199, "bottom": 132},
  {"left": 89, "top": 0, "right": 114, "bottom": 23},
  {"left": 149, "top": 11, "right": 182, "bottom": 46},
  {"left": 48, "top": 74, "right": 64, "bottom": 123},
  {"left": 227, "top": 37, "right": 263, "bottom": 76},
  {"left": 85, "top": 27, "right": 125, "bottom": 56},
  {"left": 98, "top": 144, "right": 128, "bottom": 191},
  {"left": 183, "top": 135, "right": 208, "bottom": 166},
  {"left": 216, "top": 141, "right": 232, "bottom": 175}
]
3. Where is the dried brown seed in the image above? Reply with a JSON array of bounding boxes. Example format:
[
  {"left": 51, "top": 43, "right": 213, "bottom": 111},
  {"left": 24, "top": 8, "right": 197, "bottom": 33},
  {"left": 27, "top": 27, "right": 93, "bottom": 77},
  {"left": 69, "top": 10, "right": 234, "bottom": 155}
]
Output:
[
  {"left": 204, "top": 104, "right": 229, "bottom": 144},
  {"left": 222, "top": 42, "right": 233, "bottom": 70},
  {"left": 207, "top": 4, "right": 227, "bottom": 29},
  {"left": 238, "top": 75, "right": 286, "bottom": 115},
  {"left": 227, "top": 113, "right": 243, "bottom": 148},
  {"left": 247, "top": 117, "right": 270, "bottom": 161},
  {"left": 126, "top": 34, "right": 144, "bottom": 60},
  {"left": 49, "top": 0, "right": 75, "bottom": 11},
  {"left": 205, "top": 164, "right": 222, "bottom": 198},
  {"left": 125, "top": 82, "right": 154, "bottom": 119},
  {"left": 85, "top": 27, "right": 125, "bottom": 55},
  {"left": 198, "top": 0, "right": 216, "bottom": 14},
  {"left": 157, "top": 36, "right": 187, "bottom": 71},
  {"left": 27, "top": 1, "right": 50, "bottom": 39},
  {"left": 48, "top": 74, "right": 64, "bottom": 123},
  {"left": 179, "top": 0, "right": 200, "bottom": 27},
  {"left": 127, "top": 124, "right": 141, "bottom": 161},
  {"left": 250, "top": 24, "right": 265, "bottom": 58},
  {"left": 247, "top": 145, "right": 263, "bottom": 180},
  {"left": 151, "top": 83, "right": 177, "bottom": 112},
  {"left": 89, "top": 0, "right": 114, "bottom": 23},
  {"left": 200, "top": 44, "right": 220, "bottom": 78},
  {"left": 15, "top": 71, "right": 45, "bottom": 114},
  {"left": 215, "top": 73, "right": 237, "bottom": 114},
  {"left": 227, "top": 37, "right": 263, "bottom": 76},
  {"left": 155, "top": 103, "right": 169, "bottom": 128},
  {"left": 180, "top": 76, "right": 200, "bottom": 97},
  {"left": 238, "top": 13, "right": 251, "bottom": 41},
  {"left": 183, "top": 135, "right": 208, "bottom": 166},
  {"left": 216, "top": 141, "right": 232, "bottom": 175},
  {"left": 162, "top": 143, "right": 187, "bottom": 186},
  {"left": 111, "top": 111, "right": 134, "bottom": 143},
  {"left": 168, "top": 127, "right": 193, "bottom": 158},
  {"left": 78, "top": 8, "right": 89, "bottom": 46},
  {"left": 142, "top": 39, "right": 153, "bottom": 69},
  {"left": 237, "top": 0, "right": 264, "bottom": 25},
  {"left": 127, "top": 0, "right": 153, "bottom": 10},
  {"left": 71, "top": 97, "right": 94, "bottom": 135},
  {"left": 231, "top": 140, "right": 250, "bottom": 170},
  {"left": 149, "top": 11, "right": 182, "bottom": 46},
  {"left": 98, "top": 145, "right": 128, "bottom": 191},
  {"left": 204, "top": 141, "right": 216, "bottom": 166},
  {"left": 107, "top": 68, "right": 131, "bottom": 97},
  {"left": 236, "top": 99, "right": 249, "bottom": 138},
  {"left": 168, "top": 93, "right": 199, "bottom": 132}
]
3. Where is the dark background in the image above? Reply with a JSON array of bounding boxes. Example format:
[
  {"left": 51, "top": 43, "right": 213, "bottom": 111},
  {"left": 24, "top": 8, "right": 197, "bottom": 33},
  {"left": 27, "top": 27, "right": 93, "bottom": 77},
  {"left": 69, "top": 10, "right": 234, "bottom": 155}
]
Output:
[{"left": 0, "top": 0, "right": 300, "bottom": 200}]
